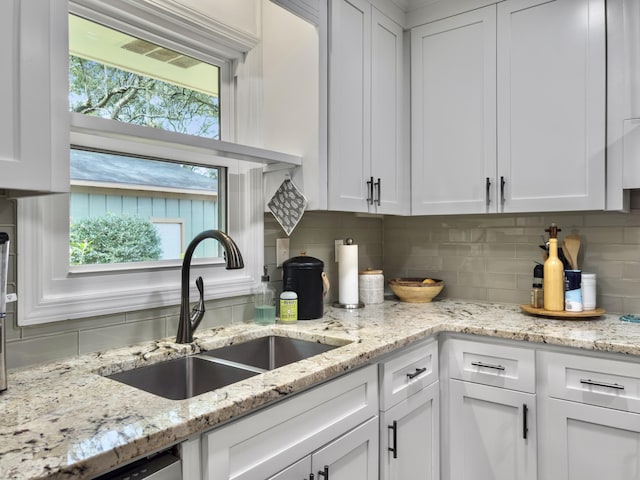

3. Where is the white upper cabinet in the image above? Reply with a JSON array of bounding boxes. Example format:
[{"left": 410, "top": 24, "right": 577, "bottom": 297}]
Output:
[
  {"left": 608, "top": 0, "right": 640, "bottom": 197},
  {"left": 411, "top": 0, "right": 605, "bottom": 215},
  {"left": 411, "top": 7, "right": 497, "bottom": 215},
  {"left": 497, "top": 0, "right": 605, "bottom": 213},
  {"left": 328, "top": 0, "right": 408, "bottom": 214},
  {"left": 0, "top": 0, "right": 69, "bottom": 197}
]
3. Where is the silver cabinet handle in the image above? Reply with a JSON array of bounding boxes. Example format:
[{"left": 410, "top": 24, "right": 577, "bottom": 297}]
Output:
[
  {"left": 580, "top": 378, "right": 625, "bottom": 390},
  {"left": 374, "top": 178, "right": 381, "bottom": 206},
  {"left": 471, "top": 361, "right": 506, "bottom": 371}
]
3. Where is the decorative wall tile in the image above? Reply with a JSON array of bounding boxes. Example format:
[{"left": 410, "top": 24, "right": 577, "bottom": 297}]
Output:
[
  {"left": 78, "top": 319, "right": 165, "bottom": 354},
  {"left": 383, "top": 207, "right": 640, "bottom": 311},
  {"left": 3, "top": 194, "right": 640, "bottom": 370},
  {"left": 7, "top": 332, "right": 78, "bottom": 369}
]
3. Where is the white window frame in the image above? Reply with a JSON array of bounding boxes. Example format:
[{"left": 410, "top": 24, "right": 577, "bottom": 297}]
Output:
[{"left": 17, "top": 0, "right": 266, "bottom": 326}]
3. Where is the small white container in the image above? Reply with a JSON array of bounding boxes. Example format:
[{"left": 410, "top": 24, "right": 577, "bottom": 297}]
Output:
[
  {"left": 358, "top": 269, "right": 384, "bottom": 305},
  {"left": 582, "top": 273, "right": 597, "bottom": 310},
  {"left": 279, "top": 291, "right": 298, "bottom": 323}
]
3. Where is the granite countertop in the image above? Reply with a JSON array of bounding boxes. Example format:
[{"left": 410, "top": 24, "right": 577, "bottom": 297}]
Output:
[{"left": 2, "top": 299, "right": 640, "bottom": 480}]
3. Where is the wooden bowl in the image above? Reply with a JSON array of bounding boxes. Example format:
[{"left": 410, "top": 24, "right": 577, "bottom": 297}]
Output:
[{"left": 388, "top": 277, "right": 444, "bottom": 303}]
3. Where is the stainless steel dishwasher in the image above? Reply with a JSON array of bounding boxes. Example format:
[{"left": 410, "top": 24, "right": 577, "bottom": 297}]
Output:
[{"left": 94, "top": 450, "right": 181, "bottom": 480}]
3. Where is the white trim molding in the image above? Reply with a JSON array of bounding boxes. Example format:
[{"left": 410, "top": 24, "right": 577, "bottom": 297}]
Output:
[
  {"left": 17, "top": 164, "right": 264, "bottom": 326},
  {"left": 69, "top": 0, "right": 260, "bottom": 61}
]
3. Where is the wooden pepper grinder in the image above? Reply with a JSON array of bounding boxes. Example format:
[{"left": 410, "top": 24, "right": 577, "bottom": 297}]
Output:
[{"left": 543, "top": 223, "right": 564, "bottom": 311}]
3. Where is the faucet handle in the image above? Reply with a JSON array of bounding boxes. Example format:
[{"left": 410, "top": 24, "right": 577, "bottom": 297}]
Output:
[
  {"left": 189, "top": 276, "right": 206, "bottom": 332},
  {"left": 195, "top": 276, "right": 204, "bottom": 297}
]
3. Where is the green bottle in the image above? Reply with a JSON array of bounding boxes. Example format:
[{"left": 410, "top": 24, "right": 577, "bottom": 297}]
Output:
[
  {"left": 279, "top": 291, "right": 298, "bottom": 324},
  {"left": 254, "top": 266, "right": 276, "bottom": 325}
]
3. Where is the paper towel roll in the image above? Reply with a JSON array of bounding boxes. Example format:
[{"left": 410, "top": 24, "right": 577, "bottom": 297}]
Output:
[{"left": 338, "top": 243, "right": 359, "bottom": 305}]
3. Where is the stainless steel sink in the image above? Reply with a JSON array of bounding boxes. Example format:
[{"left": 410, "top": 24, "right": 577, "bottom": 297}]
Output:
[
  {"left": 201, "top": 335, "right": 339, "bottom": 370},
  {"left": 106, "top": 356, "right": 259, "bottom": 400},
  {"left": 105, "top": 336, "right": 344, "bottom": 400}
]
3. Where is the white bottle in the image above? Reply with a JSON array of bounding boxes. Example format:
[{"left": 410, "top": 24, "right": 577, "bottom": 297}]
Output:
[{"left": 582, "top": 273, "right": 597, "bottom": 310}]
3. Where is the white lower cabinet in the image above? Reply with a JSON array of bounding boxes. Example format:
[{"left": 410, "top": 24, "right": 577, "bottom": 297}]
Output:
[
  {"left": 380, "top": 381, "right": 439, "bottom": 480},
  {"left": 545, "top": 398, "right": 640, "bottom": 479},
  {"left": 448, "top": 380, "right": 536, "bottom": 480},
  {"left": 269, "top": 457, "right": 311, "bottom": 480},
  {"left": 538, "top": 350, "right": 640, "bottom": 480},
  {"left": 269, "top": 417, "right": 378, "bottom": 480},
  {"left": 445, "top": 337, "right": 536, "bottom": 480},
  {"left": 193, "top": 336, "right": 640, "bottom": 480},
  {"left": 201, "top": 365, "right": 378, "bottom": 480},
  {"left": 379, "top": 338, "right": 439, "bottom": 480}
]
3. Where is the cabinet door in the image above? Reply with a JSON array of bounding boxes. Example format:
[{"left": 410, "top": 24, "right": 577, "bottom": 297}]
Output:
[
  {"left": 449, "top": 379, "right": 536, "bottom": 480},
  {"left": 202, "top": 365, "right": 377, "bottom": 480},
  {"left": 545, "top": 398, "right": 640, "bottom": 479},
  {"left": 380, "top": 382, "right": 439, "bottom": 480},
  {"left": 370, "top": 8, "right": 407, "bottom": 215},
  {"left": 328, "top": 0, "right": 371, "bottom": 212},
  {"left": 269, "top": 457, "right": 312, "bottom": 480},
  {"left": 411, "top": 7, "right": 497, "bottom": 215},
  {"left": 310, "top": 417, "right": 379, "bottom": 480},
  {"left": 497, "top": 0, "right": 605, "bottom": 212},
  {"left": 0, "top": 0, "right": 68, "bottom": 195}
]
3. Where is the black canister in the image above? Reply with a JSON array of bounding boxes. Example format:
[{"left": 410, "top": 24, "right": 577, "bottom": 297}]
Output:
[{"left": 282, "top": 255, "right": 326, "bottom": 320}]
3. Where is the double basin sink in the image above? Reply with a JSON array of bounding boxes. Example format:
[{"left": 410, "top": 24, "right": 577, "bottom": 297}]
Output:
[{"left": 106, "top": 336, "right": 341, "bottom": 400}]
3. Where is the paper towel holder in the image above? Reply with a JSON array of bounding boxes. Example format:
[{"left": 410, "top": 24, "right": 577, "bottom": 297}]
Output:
[
  {"left": 333, "top": 238, "right": 364, "bottom": 309},
  {"left": 333, "top": 300, "right": 364, "bottom": 309}
]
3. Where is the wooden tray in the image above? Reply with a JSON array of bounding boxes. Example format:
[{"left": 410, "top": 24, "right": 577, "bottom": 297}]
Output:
[{"left": 520, "top": 304, "right": 605, "bottom": 319}]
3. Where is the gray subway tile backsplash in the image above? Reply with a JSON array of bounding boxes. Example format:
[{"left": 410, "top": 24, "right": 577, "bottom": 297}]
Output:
[{"left": 3, "top": 192, "right": 640, "bottom": 369}]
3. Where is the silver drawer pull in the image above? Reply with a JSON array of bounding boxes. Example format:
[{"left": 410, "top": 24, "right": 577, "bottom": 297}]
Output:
[
  {"left": 471, "top": 361, "right": 506, "bottom": 371},
  {"left": 580, "top": 378, "right": 625, "bottom": 390}
]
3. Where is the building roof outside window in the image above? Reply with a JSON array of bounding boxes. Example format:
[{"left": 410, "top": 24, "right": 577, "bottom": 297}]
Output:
[{"left": 70, "top": 150, "right": 218, "bottom": 193}]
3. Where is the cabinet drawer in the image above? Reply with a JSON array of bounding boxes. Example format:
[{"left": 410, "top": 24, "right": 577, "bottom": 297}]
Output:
[
  {"left": 379, "top": 338, "right": 438, "bottom": 411},
  {"left": 541, "top": 351, "right": 640, "bottom": 413},
  {"left": 202, "top": 364, "right": 378, "bottom": 480},
  {"left": 447, "top": 338, "right": 535, "bottom": 393}
]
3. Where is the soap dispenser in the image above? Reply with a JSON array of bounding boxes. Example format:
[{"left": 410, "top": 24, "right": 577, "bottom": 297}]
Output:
[
  {"left": 543, "top": 224, "right": 564, "bottom": 311},
  {"left": 254, "top": 266, "right": 276, "bottom": 325}
]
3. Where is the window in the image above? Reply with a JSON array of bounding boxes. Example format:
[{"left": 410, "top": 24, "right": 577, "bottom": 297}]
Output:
[
  {"left": 70, "top": 149, "right": 223, "bottom": 265},
  {"left": 17, "top": 0, "right": 266, "bottom": 325},
  {"left": 68, "top": 15, "right": 225, "bottom": 267},
  {"left": 69, "top": 15, "right": 221, "bottom": 139}
]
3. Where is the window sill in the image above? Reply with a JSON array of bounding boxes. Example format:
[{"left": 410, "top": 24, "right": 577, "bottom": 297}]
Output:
[{"left": 72, "top": 113, "right": 302, "bottom": 171}]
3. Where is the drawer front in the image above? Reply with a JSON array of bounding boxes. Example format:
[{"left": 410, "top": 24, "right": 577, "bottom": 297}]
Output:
[
  {"left": 447, "top": 338, "right": 535, "bottom": 393},
  {"left": 202, "top": 364, "right": 378, "bottom": 480},
  {"left": 542, "top": 351, "right": 640, "bottom": 413},
  {"left": 379, "top": 338, "right": 438, "bottom": 411}
]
